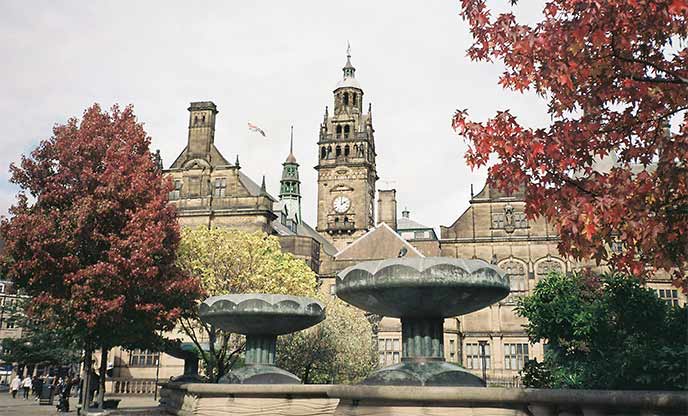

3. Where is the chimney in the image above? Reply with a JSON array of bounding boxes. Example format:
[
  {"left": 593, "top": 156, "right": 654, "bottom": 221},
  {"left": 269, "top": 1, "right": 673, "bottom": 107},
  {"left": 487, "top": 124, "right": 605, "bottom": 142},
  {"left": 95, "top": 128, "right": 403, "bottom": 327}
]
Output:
[{"left": 377, "top": 189, "right": 397, "bottom": 230}]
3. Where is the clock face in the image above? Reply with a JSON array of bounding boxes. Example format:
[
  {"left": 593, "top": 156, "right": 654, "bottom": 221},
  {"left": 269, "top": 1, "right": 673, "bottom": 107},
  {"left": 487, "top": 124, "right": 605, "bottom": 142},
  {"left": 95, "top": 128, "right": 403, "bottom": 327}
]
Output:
[{"left": 333, "top": 196, "right": 351, "bottom": 213}]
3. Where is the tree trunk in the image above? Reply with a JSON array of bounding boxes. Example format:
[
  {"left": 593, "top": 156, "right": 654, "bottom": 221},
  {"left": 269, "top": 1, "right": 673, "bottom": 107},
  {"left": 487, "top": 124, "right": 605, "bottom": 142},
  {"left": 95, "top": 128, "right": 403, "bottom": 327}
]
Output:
[
  {"left": 80, "top": 348, "right": 92, "bottom": 414},
  {"left": 97, "top": 347, "right": 108, "bottom": 409}
]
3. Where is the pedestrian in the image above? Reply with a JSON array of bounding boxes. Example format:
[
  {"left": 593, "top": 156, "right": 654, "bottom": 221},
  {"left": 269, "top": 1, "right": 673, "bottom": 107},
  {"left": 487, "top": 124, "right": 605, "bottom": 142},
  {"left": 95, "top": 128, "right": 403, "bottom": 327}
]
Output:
[
  {"left": 21, "top": 375, "right": 32, "bottom": 400},
  {"left": 9, "top": 375, "right": 20, "bottom": 399},
  {"left": 32, "top": 374, "right": 43, "bottom": 400}
]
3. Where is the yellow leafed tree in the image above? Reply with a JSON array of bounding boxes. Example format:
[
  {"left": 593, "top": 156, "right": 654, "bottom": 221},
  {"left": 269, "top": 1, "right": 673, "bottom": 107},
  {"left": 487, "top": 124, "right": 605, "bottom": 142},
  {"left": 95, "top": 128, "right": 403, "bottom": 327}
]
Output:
[
  {"left": 276, "top": 293, "right": 378, "bottom": 384},
  {"left": 175, "top": 227, "right": 317, "bottom": 382}
]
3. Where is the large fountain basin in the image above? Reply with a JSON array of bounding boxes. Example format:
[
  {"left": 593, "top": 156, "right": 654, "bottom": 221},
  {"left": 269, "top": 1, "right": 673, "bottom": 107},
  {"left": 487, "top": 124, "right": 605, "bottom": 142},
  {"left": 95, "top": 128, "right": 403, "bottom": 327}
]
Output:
[
  {"left": 199, "top": 293, "right": 325, "bottom": 335},
  {"left": 336, "top": 257, "right": 509, "bottom": 318}
]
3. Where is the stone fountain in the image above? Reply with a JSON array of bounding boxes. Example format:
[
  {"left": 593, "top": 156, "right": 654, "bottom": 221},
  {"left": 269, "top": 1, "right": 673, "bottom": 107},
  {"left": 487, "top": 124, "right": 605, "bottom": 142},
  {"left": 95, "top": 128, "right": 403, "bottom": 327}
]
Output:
[
  {"left": 336, "top": 257, "right": 509, "bottom": 386},
  {"left": 199, "top": 293, "right": 325, "bottom": 384}
]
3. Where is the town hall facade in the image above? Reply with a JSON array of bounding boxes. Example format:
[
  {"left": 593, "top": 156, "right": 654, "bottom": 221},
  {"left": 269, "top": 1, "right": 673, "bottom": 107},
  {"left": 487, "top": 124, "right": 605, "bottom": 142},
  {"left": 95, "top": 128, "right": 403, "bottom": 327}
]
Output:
[{"left": 108, "top": 50, "right": 686, "bottom": 387}]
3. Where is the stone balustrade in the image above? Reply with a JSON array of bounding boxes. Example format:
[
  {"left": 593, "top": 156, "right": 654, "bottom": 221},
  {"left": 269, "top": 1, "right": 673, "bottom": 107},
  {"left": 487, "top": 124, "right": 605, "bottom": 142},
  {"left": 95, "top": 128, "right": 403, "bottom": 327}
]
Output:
[
  {"left": 159, "top": 382, "right": 687, "bottom": 416},
  {"left": 110, "top": 378, "right": 159, "bottom": 395}
]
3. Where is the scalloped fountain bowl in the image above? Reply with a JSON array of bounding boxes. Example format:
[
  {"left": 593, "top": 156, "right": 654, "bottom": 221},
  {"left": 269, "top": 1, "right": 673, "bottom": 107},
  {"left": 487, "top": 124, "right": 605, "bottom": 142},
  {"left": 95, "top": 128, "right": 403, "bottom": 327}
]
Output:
[
  {"left": 337, "top": 257, "right": 509, "bottom": 387},
  {"left": 200, "top": 294, "right": 325, "bottom": 384}
]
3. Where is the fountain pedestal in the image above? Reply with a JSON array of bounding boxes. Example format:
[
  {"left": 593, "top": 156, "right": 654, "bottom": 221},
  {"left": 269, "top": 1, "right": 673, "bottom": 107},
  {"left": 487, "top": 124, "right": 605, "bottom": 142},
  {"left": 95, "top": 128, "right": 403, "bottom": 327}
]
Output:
[
  {"left": 199, "top": 293, "right": 325, "bottom": 384},
  {"left": 336, "top": 257, "right": 509, "bottom": 386}
]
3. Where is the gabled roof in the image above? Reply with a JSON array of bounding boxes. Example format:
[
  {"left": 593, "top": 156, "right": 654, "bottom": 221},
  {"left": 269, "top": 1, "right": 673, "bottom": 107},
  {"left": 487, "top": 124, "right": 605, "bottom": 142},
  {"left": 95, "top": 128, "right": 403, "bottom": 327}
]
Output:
[
  {"left": 335, "top": 222, "right": 424, "bottom": 260},
  {"left": 397, "top": 216, "right": 432, "bottom": 231},
  {"left": 169, "top": 143, "right": 230, "bottom": 170},
  {"left": 240, "top": 171, "right": 276, "bottom": 201}
]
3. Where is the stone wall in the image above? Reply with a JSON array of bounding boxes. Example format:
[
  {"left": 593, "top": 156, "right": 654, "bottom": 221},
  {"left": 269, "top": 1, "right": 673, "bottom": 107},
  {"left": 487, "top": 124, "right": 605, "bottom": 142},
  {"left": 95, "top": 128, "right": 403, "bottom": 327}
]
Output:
[{"left": 160, "top": 383, "right": 688, "bottom": 416}]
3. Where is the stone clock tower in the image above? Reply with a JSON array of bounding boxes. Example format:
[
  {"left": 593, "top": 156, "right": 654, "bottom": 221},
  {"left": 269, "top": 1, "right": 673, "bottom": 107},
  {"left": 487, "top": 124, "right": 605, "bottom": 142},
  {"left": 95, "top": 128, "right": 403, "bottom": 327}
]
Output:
[{"left": 316, "top": 49, "right": 378, "bottom": 250}]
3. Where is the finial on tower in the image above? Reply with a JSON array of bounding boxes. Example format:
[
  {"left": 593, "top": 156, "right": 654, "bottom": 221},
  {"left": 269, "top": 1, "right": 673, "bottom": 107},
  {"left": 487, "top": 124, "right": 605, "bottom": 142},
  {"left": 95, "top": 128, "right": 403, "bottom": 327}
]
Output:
[
  {"left": 235, "top": 154, "right": 240, "bottom": 168},
  {"left": 343, "top": 42, "right": 355, "bottom": 78},
  {"left": 260, "top": 175, "right": 267, "bottom": 194},
  {"left": 286, "top": 126, "right": 297, "bottom": 163}
]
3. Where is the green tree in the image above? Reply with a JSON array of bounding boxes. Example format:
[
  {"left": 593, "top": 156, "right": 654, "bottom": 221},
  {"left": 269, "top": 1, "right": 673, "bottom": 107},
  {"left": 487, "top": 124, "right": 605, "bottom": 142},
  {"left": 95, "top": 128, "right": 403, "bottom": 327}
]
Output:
[
  {"left": 0, "top": 297, "right": 81, "bottom": 373},
  {"left": 277, "top": 294, "right": 377, "bottom": 384},
  {"left": 175, "top": 227, "right": 317, "bottom": 382},
  {"left": 517, "top": 272, "right": 687, "bottom": 390}
]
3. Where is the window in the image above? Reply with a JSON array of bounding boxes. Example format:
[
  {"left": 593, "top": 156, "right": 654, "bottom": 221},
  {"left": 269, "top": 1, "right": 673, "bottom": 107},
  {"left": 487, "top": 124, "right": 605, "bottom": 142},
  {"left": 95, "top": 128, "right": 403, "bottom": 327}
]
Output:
[
  {"left": 336, "top": 146, "right": 341, "bottom": 157},
  {"left": 344, "top": 125, "right": 350, "bottom": 138},
  {"left": 514, "top": 212, "right": 528, "bottom": 228},
  {"left": 378, "top": 337, "right": 401, "bottom": 366},
  {"left": 129, "top": 349, "right": 160, "bottom": 367},
  {"left": 336, "top": 125, "right": 342, "bottom": 138},
  {"left": 504, "top": 343, "right": 529, "bottom": 370},
  {"left": 465, "top": 342, "right": 490, "bottom": 370},
  {"left": 214, "top": 178, "right": 226, "bottom": 197},
  {"left": 353, "top": 93, "right": 357, "bottom": 106},
  {"left": 194, "top": 115, "right": 198, "bottom": 125},
  {"left": 169, "top": 180, "right": 182, "bottom": 199},
  {"left": 0, "top": 283, "right": 4, "bottom": 294},
  {"left": 657, "top": 289, "right": 680, "bottom": 307},
  {"left": 5, "top": 319, "right": 15, "bottom": 329},
  {"left": 343, "top": 92, "right": 349, "bottom": 105},
  {"left": 535, "top": 259, "right": 563, "bottom": 280},
  {"left": 344, "top": 145, "right": 350, "bottom": 156},
  {"left": 321, "top": 147, "right": 327, "bottom": 159},
  {"left": 500, "top": 260, "right": 527, "bottom": 293},
  {"left": 449, "top": 339, "right": 456, "bottom": 361},
  {"left": 414, "top": 230, "right": 426, "bottom": 239},
  {"left": 492, "top": 213, "right": 504, "bottom": 228}
]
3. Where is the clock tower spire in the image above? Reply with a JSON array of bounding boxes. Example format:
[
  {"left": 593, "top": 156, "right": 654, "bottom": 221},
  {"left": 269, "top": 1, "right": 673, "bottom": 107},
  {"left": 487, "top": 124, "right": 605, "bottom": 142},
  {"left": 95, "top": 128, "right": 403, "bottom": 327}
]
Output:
[{"left": 315, "top": 45, "right": 378, "bottom": 250}]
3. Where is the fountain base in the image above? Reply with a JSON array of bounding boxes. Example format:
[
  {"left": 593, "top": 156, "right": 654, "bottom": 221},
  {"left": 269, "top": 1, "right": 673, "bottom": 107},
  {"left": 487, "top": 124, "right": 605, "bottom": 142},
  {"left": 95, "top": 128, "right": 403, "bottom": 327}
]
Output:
[
  {"left": 218, "top": 364, "right": 301, "bottom": 384},
  {"left": 361, "top": 361, "right": 485, "bottom": 387}
]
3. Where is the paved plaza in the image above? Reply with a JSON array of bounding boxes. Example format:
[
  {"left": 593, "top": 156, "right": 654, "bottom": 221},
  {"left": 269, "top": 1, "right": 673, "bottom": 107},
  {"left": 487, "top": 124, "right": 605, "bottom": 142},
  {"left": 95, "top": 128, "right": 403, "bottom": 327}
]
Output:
[{"left": 0, "top": 393, "right": 158, "bottom": 415}]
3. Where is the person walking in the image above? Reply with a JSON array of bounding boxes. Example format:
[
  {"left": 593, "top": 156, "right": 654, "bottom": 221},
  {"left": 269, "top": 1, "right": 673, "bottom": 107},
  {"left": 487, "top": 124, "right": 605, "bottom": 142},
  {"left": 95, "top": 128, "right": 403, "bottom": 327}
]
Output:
[
  {"left": 21, "top": 375, "right": 32, "bottom": 400},
  {"left": 9, "top": 375, "right": 20, "bottom": 398},
  {"left": 32, "top": 375, "right": 43, "bottom": 400}
]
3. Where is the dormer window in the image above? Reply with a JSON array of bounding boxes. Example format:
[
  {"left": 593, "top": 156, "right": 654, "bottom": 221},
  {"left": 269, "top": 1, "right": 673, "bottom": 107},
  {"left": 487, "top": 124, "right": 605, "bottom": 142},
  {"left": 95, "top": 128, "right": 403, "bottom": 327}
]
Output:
[
  {"left": 214, "top": 177, "right": 227, "bottom": 197},
  {"left": 169, "top": 180, "right": 182, "bottom": 199}
]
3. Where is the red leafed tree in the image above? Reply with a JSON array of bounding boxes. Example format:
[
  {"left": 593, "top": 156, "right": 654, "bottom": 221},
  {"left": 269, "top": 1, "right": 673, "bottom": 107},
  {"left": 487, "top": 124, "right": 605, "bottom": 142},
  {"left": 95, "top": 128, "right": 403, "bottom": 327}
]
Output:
[
  {"left": 0, "top": 104, "right": 200, "bottom": 405},
  {"left": 454, "top": 0, "right": 688, "bottom": 289}
]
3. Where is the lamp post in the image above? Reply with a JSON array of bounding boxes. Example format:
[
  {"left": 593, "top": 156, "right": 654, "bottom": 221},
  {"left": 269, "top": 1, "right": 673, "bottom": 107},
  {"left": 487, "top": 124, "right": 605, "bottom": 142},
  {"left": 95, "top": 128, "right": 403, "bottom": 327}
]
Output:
[{"left": 478, "top": 340, "right": 488, "bottom": 384}]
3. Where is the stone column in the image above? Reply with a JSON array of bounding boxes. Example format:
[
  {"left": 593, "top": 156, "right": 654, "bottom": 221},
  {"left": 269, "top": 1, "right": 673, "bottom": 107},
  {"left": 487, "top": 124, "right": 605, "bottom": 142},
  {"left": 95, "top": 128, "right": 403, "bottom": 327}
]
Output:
[
  {"left": 244, "top": 334, "right": 277, "bottom": 365},
  {"left": 401, "top": 317, "right": 444, "bottom": 360}
]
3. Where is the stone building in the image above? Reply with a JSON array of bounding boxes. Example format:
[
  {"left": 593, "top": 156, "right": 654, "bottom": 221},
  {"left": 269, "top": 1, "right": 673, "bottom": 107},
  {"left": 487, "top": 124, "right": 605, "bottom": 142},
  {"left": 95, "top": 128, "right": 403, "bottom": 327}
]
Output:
[
  {"left": 315, "top": 50, "right": 378, "bottom": 252},
  {"left": 102, "top": 50, "right": 686, "bottom": 388}
]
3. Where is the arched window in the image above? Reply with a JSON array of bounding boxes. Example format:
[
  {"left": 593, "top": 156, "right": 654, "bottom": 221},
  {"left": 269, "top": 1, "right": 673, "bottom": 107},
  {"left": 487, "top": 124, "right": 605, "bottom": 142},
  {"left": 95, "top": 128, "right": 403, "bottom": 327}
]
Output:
[
  {"left": 353, "top": 144, "right": 359, "bottom": 156},
  {"left": 327, "top": 145, "right": 332, "bottom": 158},
  {"left": 344, "top": 145, "right": 350, "bottom": 156},
  {"left": 344, "top": 216, "right": 349, "bottom": 223},
  {"left": 499, "top": 259, "right": 527, "bottom": 293},
  {"left": 201, "top": 115, "right": 206, "bottom": 123},
  {"left": 194, "top": 115, "right": 198, "bottom": 125},
  {"left": 343, "top": 92, "right": 349, "bottom": 105},
  {"left": 353, "top": 93, "right": 357, "bottom": 106},
  {"left": 321, "top": 147, "right": 327, "bottom": 159},
  {"left": 344, "top": 125, "right": 350, "bottom": 138},
  {"left": 336, "top": 125, "right": 342, "bottom": 138},
  {"left": 336, "top": 146, "right": 341, "bottom": 157}
]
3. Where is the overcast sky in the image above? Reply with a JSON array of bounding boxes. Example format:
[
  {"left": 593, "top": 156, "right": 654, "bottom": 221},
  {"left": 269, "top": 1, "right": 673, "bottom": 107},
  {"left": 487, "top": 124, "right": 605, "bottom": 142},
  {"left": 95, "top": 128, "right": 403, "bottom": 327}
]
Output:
[{"left": 0, "top": 1, "right": 548, "bottom": 231}]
